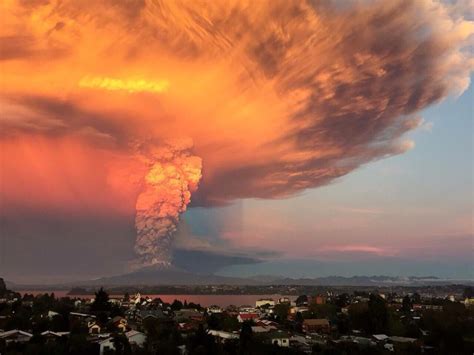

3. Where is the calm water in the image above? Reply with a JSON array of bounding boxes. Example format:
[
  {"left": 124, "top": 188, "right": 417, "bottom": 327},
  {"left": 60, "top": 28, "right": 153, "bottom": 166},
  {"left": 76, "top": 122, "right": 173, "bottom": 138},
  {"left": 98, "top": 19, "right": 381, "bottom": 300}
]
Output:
[{"left": 16, "top": 291, "right": 295, "bottom": 307}]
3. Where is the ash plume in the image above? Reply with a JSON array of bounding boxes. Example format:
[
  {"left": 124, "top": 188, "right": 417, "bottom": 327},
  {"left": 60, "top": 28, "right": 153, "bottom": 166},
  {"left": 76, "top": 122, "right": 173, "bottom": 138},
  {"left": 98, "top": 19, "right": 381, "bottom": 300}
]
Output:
[{"left": 132, "top": 139, "right": 202, "bottom": 268}]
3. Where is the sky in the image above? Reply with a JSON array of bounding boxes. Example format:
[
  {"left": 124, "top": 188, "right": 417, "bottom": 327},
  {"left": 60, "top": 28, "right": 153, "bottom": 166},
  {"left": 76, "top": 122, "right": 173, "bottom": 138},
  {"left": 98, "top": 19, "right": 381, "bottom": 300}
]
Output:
[{"left": 0, "top": 0, "right": 473, "bottom": 283}]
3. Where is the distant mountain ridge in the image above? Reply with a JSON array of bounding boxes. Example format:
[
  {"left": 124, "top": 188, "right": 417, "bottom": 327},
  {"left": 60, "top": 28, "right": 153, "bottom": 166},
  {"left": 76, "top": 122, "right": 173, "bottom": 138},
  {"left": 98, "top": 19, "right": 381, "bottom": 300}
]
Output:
[
  {"left": 65, "top": 271, "right": 473, "bottom": 287},
  {"left": 6, "top": 271, "right": 472, "bottom": 289}
]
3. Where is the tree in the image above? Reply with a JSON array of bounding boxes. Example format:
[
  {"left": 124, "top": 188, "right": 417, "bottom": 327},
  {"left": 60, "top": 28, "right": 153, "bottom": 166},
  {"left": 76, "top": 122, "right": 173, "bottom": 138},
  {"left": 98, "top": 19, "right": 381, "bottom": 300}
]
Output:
[
  {"left": 295, "top": 295, "right": 308, "bottom": 306},
  {"left": 335, "top": 293, "right": 350, "bottom": 308},
  {"left": 273, "top": 303, "right": 290, "bottom": 323},
  {"left": 402, "top": 295, "right": 412, "bottom": 313},
  {"left": 90, "top": 287, "right": 111, "bottom": 314},
  {"left": 171, "top": 299, "right": 183, "bottom": 311},
  {"left": 367, "top": 295, "right": 389, "bottom": 334},
  {"left": 123, "top": 292, "right": 130, "bottom": 302},
  {"left": 239, "top": 321, "right": 253, "bottom": 353},
  {"left": 412, "top": 293, "right": 421, "bottom": 305}
]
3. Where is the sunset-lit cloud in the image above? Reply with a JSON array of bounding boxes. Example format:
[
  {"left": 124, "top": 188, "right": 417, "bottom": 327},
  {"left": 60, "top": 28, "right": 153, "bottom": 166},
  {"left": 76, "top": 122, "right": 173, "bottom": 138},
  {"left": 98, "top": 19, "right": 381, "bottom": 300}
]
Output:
[
  {"left": 0, "top": 0, "right": 472, "bottom": 266},
  {"left": 79, "top": 76, "right": 170, "bottom": 94}
]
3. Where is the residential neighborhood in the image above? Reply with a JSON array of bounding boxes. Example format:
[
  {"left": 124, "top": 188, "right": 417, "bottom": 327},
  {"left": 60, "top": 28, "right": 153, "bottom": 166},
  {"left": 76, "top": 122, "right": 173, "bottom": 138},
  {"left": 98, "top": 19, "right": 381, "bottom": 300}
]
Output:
[{"left": 1, "top": 278, "right": 474, "bottom": 354}]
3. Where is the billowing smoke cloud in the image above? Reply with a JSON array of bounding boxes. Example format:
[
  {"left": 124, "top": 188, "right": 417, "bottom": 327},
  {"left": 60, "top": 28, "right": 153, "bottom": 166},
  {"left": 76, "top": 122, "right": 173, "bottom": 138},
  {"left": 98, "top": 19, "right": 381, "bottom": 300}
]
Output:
[
  {"left": 132, "top": 139, "right": 201, "bottom": 268},
  {"left": 0, "top": 0, "right": 472, "bottom": 266}
]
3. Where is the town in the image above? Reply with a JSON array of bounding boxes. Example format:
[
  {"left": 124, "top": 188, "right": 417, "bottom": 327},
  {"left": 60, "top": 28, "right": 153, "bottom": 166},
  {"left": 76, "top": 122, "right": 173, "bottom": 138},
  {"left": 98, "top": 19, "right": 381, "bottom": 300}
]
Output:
[{"left": 1, "top": 278, "right": 473, "bottom": 354}]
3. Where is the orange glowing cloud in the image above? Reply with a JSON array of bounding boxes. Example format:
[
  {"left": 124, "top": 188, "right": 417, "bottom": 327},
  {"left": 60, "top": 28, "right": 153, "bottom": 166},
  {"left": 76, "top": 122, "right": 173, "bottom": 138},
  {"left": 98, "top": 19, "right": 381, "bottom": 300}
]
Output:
[
  {"left": 79, "top": 76, "right": 170, "bottom": 94},
  {"left": 1, "top": 0, "right": 472, "bottom": 214}
]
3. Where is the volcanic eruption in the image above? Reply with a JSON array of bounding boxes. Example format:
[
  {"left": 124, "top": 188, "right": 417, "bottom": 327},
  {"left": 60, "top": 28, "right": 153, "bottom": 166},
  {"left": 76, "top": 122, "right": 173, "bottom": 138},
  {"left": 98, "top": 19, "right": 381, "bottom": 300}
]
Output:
[
  {"left": 132, "top": 140, "right": 202, "bottom": 268},
  {"left": 0, "top": 0, "right": 472, "bottom": 271}
]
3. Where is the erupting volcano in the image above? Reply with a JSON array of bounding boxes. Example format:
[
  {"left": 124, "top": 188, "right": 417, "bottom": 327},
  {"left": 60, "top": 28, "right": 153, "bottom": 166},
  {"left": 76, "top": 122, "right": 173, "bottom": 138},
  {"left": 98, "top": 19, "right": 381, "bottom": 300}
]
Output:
[
  {"left": 0, "top": 0, "right": 472, "bottom": 273},
  {"left": 132, "top": 140, "right": 202, "bottom": 268}
]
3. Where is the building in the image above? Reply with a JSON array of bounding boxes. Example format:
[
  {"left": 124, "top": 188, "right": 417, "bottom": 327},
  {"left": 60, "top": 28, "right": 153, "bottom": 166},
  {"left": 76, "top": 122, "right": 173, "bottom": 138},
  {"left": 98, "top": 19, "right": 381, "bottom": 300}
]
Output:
[
  {"left": 88, "top": 320, "right": 102, "bottom": 334},
  {"left": 290, "top": 306, "right": 309, "bottom": 315},
  {"left": 125, "top": 330, "right": 146, "bottom": 347},
  {"left": 207, "top": 305, "right": 223, "bottom": 314},
  {"left": 237, "top": 313, "right": 259, "bottom": 323},
  {"left": 256, "top": 299, "right": 275, "bottom": 308},
  {"left": 41, "top": 331, "right": 70, "bottom": 340},
  {"left": 302, "top": 319, "right": 330, "bottom": 334},
  {"left": 138, "top": 309, "right": 167, "bottom": 324},
  {"left": 0, "top": 330, "right": 33, "bottom": 344},
  {"left": 208, "top": 330, "right": 239, "bottom": 342},
  {"left": 98, "top": 337, "right": 115, "bottom": 355},
  {"left": 269, "top": 331, "right": 290, "bottom": 347},
  {"left": 111, "top": 316, "right": 128, "bottom": 332}
]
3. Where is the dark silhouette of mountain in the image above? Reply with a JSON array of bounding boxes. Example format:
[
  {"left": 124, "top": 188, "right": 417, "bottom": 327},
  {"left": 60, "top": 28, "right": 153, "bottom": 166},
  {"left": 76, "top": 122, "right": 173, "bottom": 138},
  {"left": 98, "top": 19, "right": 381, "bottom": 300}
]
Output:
[
  {"left": 71, "top": 272, "right": 468, "bottom": 287},
  {"left": 72, "top": 265, "right": 259, "bottom": 286},
  {"left": 6, "top": 272, "right": 471, "bottom": 289}
]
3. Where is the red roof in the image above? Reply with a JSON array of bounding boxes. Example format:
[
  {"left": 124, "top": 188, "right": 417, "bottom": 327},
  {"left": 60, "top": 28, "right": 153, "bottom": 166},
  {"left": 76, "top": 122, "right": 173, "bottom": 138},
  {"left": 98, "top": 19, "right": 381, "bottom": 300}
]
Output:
[{"left": 239, "top": 313, "right": 259, "bottom": 320}]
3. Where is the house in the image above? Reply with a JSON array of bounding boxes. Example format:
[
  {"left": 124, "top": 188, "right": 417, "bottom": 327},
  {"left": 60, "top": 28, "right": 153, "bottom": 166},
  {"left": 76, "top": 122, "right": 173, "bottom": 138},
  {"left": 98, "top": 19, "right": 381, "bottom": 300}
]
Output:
[
  {"left": 41, "top": 330, "right": 70, "bottom": 340},
  {"left": 47, "top": 310, "right": 60, "bottom": 319},
  {"left": 98, "top": 337, "right": 115, "bottom": 355},
  {"left": 372, "top": 334, "right": 389, "bottom": 342},
  {"left": 125, "top": 330, "right": 146, "bottom": 347},
  {"left": 269, "top": 331, "right": 290, "bottom": 347},
  {"left": 0, "top": 330, "right": 33, "bottom": 344},
  {"left": 252, "top": 320, "right": 277, "bottom": 333},
  {"left": 290, "top": 306, "right": 309, "bottom": 315},
  {"left": 70, "top": 312, "right": 96, "bottom": 323},
  {"left": 88, "top": 320, "right": 102, "bottom": 334},
  {"left": 138, "top": 309, "right": 167, "bottom": 324},
  {"left": 208, "top": 330, "right": 239, "bottom": 342},
  {"left": 252, "top": 326, "right": 271, "bottom": 333},
  {"left": 302, "top": 319, "right": 330, "bottom": 334},
  {"left": 239, "top": 305, "right": 257, "bottom": 313},
  {"left": 237, "top": 313, "right": 259, "bottom": 323},
  {"left": 174, "top": 309, "right": 204, "bottom": 322},
  {"left": 388, "top": 336, "right": 417, "bottom": 344},
  {"left": 256, "top": 299, "right": 275, "bottom": 308},
  {"left": 180, "top": 321, "right": 201, "bottom": 331},
  {"left": 111, "top": 316, "right": 128, "bottom": 332},
  {"left": 207, "top": 305, "right": 223, "bottom": 314}
]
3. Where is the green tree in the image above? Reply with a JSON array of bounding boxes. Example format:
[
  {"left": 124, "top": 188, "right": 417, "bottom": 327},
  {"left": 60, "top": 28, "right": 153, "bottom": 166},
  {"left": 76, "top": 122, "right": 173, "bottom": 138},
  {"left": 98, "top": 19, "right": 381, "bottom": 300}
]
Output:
[
  {"left": 239, "top": 321, "right": 253, "bottom": 353},
  {"left": 367, "top": 294, "right": 388, "bottom": 334},
  {"left": 273, "top": 303, "right": 290, "bottom": 323},
  {"left": 402, "top": 295, "right": 412, "bottom": 313}
]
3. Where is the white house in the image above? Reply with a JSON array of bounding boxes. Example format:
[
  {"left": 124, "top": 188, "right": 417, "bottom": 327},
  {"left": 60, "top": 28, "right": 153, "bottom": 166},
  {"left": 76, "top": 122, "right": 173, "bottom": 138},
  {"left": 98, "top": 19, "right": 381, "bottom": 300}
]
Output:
[
  {"left": 207, "top": 305, "right": 223, "bottom": 314},
  {"left": 98, "top": 337, "right": 115, "bottom": 355},
  {"left": 0, "top": 330, "right": 33, "bottom": 344},
  {"left": 41, "top": 331, "right": 70, "bottom": 338},
  {"left": 269, "top": 331, "right": 290, "bottom": 347},
  {"left": 125, "top": 330, "right": 146, "bottom": 347},
  {"left": 47, "top": 310, "right": 59, "bottom": 319},
  {"left": 208, "top": 330, "right": 239, "bottom": 342},
  {"left": 88, "top": 321, "right": 102, "bottom": 334}
]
